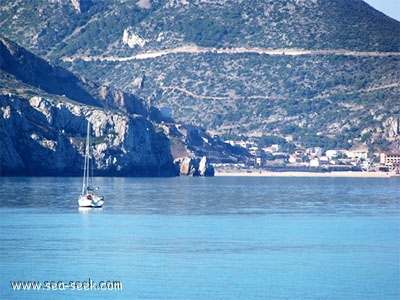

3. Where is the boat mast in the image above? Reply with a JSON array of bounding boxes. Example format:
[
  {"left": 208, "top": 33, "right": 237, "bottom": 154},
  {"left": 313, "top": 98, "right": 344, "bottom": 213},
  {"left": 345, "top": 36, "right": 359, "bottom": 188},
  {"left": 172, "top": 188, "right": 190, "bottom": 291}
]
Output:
[{"left": 82, "top": 121, "right": 90, "bottom": 195}]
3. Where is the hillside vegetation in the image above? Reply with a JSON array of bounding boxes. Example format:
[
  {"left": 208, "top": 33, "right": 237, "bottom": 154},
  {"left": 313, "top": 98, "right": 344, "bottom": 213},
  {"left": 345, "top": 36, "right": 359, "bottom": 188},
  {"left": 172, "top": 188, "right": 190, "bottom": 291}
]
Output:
[{"left": 1, "top": 0, "right": 399, "bottom": 151}]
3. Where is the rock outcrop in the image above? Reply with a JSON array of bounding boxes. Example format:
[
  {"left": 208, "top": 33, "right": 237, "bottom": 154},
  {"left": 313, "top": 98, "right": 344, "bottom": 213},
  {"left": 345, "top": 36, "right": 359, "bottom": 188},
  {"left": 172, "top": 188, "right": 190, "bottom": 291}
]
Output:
[
  {"left": 71, "top": 0, "right": 92, "bottom": 13},
  {"left": 162, "top": 123, "right": 252, "bottom": 163},
  {"left": 174, "top": 156, "right": 214, "bottom": 177},
  {"left": 198, "top": 156, "right": 215, "bottom": 176},
  {"left": 383, "top": 116, "right": 399, "bottom": 140}
]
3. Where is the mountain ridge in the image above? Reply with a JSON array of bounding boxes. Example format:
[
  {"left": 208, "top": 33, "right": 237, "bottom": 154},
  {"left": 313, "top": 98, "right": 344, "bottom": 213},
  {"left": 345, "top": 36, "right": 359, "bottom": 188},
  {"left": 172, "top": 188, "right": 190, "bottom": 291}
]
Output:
[
  {"left": 1, "top": 0, "right": 399, "bottom": 58},
  {"left": 1, "top": 0, "right": 399, "bottom": 152}
]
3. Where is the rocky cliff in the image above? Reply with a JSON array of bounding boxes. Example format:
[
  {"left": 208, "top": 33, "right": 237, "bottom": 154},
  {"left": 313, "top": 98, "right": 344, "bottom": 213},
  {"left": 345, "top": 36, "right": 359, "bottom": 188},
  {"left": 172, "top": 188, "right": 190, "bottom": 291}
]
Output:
[
  {"left": 0, "top": 37, "right": 178, "bottom": 176},
  {"left": 0, "top": 92, "right": 177, "bottom": 176}
]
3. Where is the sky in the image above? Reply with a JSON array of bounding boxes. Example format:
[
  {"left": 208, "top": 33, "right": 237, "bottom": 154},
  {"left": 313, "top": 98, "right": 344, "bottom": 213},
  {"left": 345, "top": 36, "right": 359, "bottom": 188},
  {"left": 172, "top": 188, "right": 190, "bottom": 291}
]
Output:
[{"left": 363, "top": 0, "right": 400, "bottom": 21}]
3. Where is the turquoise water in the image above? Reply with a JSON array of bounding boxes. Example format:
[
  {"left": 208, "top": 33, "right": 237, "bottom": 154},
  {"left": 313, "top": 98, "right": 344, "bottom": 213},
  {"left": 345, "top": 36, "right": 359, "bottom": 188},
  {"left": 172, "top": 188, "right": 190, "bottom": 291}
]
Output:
[{"left": 1, "top": 176, "right": 399, "bottom": 299}]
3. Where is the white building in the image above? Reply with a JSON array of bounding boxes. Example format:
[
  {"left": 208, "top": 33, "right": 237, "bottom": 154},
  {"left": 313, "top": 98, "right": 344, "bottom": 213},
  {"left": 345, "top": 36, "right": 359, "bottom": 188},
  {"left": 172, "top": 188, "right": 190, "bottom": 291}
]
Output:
[
  {"left": 325, "top": 150, "right": 341, "bottom": 159},
  {"left": 309, "top": 158, "right": 320, "bottom": 167},
  {"left": 345, "top": 150, "right": 368, "bottom": 160}
]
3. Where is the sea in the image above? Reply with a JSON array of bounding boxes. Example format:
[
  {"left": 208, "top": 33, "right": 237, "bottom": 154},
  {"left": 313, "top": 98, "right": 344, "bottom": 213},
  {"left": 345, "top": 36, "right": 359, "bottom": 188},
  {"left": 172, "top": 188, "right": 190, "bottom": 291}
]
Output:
[{"left": 1, "top": 176, "right": 399, "bottom": 299}]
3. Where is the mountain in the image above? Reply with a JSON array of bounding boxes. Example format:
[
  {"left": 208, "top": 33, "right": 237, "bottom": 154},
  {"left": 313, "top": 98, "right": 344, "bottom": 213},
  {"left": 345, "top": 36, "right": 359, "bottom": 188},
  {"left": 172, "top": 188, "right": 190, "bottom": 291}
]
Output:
[
  {"left": 1, "top": 0, "right": 399, "bottom": 55},
  {"left": 1, "top": 0, "right": 399, "bottom": 152}
]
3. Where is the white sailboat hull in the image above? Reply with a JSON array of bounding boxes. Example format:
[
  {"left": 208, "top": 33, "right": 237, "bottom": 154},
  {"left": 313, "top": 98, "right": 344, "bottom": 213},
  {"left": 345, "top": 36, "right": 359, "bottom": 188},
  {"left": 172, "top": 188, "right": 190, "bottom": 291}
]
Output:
[{"left": 78, "top": 194, "right": 104, "bottom": 208}]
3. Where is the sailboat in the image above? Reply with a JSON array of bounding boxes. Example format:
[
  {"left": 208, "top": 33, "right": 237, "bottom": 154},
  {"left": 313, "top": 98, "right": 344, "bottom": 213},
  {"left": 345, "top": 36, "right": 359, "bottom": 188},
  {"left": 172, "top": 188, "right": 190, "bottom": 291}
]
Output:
[{"left": 78, "top": 122, "right": 104, "bottom": 208}]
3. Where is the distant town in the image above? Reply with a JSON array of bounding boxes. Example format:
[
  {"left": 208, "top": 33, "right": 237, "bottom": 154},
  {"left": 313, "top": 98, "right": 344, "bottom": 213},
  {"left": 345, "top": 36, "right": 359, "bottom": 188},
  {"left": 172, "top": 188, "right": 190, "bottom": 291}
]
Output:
[{"left": 221, "top": 140, "right": 400, "bottom": 175}]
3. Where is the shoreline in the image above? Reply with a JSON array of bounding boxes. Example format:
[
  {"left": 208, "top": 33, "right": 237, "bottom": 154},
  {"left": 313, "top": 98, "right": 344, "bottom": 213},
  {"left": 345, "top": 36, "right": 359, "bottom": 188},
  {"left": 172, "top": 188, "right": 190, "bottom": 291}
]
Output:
[{"left": 214, "top": 169, "right": 398, "bottom": 178}]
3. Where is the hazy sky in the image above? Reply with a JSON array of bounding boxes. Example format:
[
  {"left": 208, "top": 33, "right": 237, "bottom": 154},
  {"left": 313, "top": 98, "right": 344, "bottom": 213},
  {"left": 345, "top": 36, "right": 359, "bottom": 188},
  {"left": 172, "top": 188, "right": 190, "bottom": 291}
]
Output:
[{"left": 363, "top": 0, "right": 400, "bottom": 21}]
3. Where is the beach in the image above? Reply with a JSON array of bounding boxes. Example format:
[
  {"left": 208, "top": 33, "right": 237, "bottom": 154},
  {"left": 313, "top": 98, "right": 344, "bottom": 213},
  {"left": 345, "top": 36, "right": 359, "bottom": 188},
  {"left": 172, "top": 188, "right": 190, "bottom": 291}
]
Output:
[{"left": 215, "top": 169, "right": 397, "bottom": 178}]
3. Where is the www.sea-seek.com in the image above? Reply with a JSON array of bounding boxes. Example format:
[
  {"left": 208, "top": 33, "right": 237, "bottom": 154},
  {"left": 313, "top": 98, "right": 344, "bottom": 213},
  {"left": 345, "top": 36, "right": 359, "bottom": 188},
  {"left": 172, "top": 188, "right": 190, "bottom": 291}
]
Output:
[{"left": 10, "top": 279, "right": 122, "bottom": 291}]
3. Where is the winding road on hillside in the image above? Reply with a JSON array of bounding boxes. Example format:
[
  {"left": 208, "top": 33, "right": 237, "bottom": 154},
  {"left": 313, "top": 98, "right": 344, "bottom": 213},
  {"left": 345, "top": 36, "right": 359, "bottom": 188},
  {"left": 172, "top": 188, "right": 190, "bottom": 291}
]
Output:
[
  {"left": 62, "top": 45, "right": 400, "bottom": 62},
  {"left": 159, "top": 82, "right": 400, "bottom": 102}
]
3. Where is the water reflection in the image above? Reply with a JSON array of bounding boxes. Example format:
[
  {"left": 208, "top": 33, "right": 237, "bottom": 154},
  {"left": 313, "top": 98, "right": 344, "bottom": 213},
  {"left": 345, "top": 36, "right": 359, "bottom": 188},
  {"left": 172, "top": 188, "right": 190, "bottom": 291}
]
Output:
[{"left": 78, "top": 207, "right": 103, "bottom": 214}]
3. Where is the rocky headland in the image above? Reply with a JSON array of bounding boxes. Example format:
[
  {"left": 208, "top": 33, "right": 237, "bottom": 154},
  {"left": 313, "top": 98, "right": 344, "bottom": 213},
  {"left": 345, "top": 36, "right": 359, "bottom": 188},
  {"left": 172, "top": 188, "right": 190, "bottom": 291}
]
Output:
[
  {"left": 1, "top": 37, "right": 221, "bottom": 176},
  {"left": 1, "top": 37, "right": 246, "bottom": 176}
]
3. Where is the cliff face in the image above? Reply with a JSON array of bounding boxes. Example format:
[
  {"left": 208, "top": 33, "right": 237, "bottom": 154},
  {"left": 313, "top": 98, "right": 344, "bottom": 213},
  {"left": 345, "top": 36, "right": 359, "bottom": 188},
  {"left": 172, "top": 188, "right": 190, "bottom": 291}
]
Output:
[
  {"left": 0, "top": 94, "right": 177, "bottom": 176},
  {"left": 0, "top": 36, "right": 179, "bottom": 176}
]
